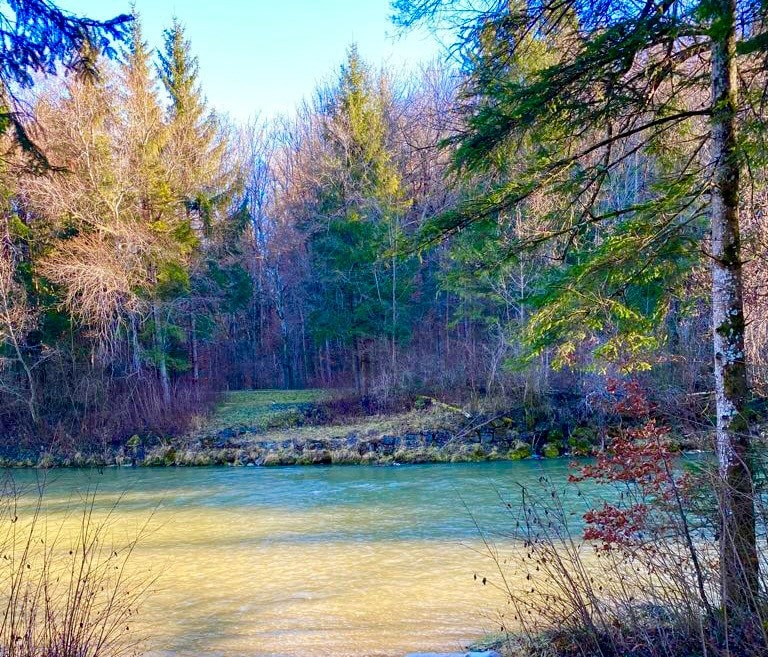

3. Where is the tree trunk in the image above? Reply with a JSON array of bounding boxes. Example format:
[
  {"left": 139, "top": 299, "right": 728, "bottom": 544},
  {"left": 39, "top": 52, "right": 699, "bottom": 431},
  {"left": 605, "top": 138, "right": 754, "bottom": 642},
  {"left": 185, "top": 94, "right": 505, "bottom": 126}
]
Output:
[
  {"left": 129, "top": 313, "right": 142, "bottom": 374},
  {"left": 191, "top": 313, "right": 200, "bottom": 388},
  {"left": 153, "top": 303, "right": 171, "bottom": 406},
  {"left": 710, "top": 0, "right": 759, "bottom": 619}
]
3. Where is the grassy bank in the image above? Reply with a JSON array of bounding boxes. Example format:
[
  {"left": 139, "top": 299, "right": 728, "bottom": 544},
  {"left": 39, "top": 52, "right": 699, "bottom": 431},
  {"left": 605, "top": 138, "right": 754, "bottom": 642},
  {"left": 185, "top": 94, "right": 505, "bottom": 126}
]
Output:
[
  {"left": 5, "top": 389, "right": 707, "bottom": 468},
  {"left": 138, "top": 389, "right": 557, "bottom": 467}
]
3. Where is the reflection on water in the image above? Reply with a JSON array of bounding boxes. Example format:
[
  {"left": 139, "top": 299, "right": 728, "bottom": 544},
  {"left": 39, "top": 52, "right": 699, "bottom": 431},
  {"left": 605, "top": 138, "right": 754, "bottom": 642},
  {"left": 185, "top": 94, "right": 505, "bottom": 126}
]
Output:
[{"left": 8, "top": 461, "right": 596, "bottom": 657}]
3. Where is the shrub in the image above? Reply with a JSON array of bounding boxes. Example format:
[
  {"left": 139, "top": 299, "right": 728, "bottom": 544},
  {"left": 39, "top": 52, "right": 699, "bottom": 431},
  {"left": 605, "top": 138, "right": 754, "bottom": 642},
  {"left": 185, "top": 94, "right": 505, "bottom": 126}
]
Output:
[
  {"left": 547, "top": 427, "right": 564, "bottom": 442},
  {"left": 568, "top": 427, "right": 596, "bottom": 455}
]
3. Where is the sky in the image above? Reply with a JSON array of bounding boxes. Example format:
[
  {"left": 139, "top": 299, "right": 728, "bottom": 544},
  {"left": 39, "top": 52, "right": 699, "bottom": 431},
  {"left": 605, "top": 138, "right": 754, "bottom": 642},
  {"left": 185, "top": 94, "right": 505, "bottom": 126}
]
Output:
[{"left": 59, "top": 0, "right": 445, "bottom": 122}]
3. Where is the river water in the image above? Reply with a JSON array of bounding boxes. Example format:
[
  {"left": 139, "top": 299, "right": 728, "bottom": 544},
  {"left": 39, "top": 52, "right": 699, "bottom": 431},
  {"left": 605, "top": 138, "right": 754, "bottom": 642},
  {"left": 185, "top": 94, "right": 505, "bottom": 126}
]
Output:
[{"left": 8, "top": 461, "right": 600, "bottom": 657}]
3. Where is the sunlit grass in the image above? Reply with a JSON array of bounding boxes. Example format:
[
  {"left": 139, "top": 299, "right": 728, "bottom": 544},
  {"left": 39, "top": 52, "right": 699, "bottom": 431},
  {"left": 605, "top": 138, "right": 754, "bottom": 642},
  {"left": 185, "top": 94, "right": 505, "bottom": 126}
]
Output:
[{"left": 202, "top": 389, "right": 332, "bottom": 432}]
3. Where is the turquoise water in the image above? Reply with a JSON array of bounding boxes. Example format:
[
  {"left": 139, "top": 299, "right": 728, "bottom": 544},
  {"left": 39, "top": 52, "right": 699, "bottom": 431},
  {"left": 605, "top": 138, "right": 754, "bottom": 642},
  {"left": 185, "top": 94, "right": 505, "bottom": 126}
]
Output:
[{"left": 8, "top": 461, "right": 601, "bottom": 657}]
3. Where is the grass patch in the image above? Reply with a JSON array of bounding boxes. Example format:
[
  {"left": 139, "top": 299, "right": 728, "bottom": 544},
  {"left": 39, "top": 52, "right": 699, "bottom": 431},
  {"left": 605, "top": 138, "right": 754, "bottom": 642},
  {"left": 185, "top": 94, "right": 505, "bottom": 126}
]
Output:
[{"left": 201, "top": 389, "right": 332, "bottom": 433}]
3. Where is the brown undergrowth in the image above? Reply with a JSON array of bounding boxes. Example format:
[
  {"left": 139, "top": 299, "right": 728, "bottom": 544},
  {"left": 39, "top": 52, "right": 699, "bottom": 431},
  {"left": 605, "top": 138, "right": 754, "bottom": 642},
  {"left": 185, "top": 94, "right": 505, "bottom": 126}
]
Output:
[{"left": 478, "top": 381, "right": 768, "bottom": 657}]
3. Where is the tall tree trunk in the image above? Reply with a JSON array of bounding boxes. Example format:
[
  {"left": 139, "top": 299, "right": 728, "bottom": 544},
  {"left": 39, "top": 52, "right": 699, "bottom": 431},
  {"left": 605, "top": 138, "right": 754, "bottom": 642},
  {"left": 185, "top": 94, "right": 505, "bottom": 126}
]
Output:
[
  {"left": 710, "top": 0, "right": 758, "bottom": 619},
  {"left": 153, "top": 303, "right": 171, "bottom": 406},
  {"left": 353, "top": 337, "right": 367, "bottom": 397},
  {"left": 325, "top": 339, "right": 332, "bottom": 385},
  {"left": 279, "top": 312, "right": 291, "bottom": 389},
  {"left": 360, "top": 338, "right": 371, "bottom": 398},
  {"left": 129, "top": 313, "right": 142, "bottom": 374},
  {"left": 191, "top": 313, "right": 200, "bottom": 389}
]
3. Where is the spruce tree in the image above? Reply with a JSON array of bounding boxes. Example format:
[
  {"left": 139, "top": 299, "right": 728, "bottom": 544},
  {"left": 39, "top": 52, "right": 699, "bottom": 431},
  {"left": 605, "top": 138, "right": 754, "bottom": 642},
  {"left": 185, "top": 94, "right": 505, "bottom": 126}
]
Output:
[
  {"left": 306, "top": 46, "right": 412, "bottom": 395},
  {"left": 121, "top": 13, "right": 196, "bottom": 406}
]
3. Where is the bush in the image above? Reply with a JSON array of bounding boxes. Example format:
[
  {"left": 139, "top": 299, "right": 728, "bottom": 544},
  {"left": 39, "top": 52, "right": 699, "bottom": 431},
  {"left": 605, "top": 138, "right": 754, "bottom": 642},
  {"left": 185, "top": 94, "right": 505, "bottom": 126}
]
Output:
[
  {"left": 547, "top": 427, "right": 564, "bottom": 442},
  {"left": 568, "top": 426, "right": 596, "bottom": 455}
]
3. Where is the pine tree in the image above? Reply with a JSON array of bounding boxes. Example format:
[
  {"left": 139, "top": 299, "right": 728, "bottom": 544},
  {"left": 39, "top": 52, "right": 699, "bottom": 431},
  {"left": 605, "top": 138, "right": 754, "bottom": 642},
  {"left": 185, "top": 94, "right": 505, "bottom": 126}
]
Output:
[
  {"left": 158, "top": 18, "right": 247, "bottom": 391},
  {"left": 120, "top": 13, "right": 196, "bottom": 406},
  {"left": 157, "top": 18, "right": 225, "bottom": 220},
  {"left": 0, "top": 0, "right": 130, "bottom": 169}
]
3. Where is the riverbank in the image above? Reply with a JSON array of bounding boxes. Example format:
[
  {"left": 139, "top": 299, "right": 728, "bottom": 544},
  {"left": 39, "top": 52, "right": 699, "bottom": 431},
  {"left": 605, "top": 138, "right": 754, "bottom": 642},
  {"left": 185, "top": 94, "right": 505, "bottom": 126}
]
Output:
[
  {"left": 0, "top": 389, "right": 708, "bottom": 468},
  {"left": 140, "top": 390, "right": 563, "bottom": 467}
]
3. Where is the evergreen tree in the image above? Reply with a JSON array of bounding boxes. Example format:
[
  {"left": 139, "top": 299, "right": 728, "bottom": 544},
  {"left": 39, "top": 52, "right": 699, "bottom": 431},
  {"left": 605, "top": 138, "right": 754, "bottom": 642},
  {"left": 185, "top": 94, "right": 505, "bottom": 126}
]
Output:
[
  {"left": 395, "top": 0, "right": 767, "bottom": 626},
  {"left": 157, "top": 18, "right": 225, "bottom": 219},
  {"left": 158, "top": 18, "right": 249, "bottom": 391},
  {"left": 305, "top": 46, "right": 412, "bottom": 395},
  {"left": 121, "top": 13, "right": 196, "bottom": 406},
  {"left": 0, "top": 0, "right": 130, "bottom": 168}
]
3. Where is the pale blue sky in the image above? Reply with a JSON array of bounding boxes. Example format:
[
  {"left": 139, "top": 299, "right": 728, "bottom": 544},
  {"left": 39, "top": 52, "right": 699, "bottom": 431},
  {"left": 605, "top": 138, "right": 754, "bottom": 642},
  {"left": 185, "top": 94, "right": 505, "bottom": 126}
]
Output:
[{"left": 59, "top": 0, "right": 443, "bottom": 122}]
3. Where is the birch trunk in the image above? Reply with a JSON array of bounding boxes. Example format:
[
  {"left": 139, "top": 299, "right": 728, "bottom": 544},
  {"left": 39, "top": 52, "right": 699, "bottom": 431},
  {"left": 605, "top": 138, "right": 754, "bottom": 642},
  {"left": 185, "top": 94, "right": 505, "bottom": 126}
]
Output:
[{"left": 710, "top": 0, "right": 758, "bottom": 617}]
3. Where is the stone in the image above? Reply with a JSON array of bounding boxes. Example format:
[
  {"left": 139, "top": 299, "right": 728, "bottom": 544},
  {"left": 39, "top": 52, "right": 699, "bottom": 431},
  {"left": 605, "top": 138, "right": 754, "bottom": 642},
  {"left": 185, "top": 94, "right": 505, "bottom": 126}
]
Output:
[{"left": 433, "top": 431, "right": 451, "bottom": 447}]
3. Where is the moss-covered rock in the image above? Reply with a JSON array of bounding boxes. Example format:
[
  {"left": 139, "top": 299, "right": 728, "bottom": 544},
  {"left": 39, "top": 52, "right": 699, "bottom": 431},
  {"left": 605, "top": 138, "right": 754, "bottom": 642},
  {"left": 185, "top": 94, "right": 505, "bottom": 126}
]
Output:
[
  {"left": 542, "top": 443, "right": 560, "bottom": 458},
  {"left": 508, "top": 440, "right": 532, "bottom": 460},
  {"left": 568, "top": 426, "right": 596, "bottom": 456}
]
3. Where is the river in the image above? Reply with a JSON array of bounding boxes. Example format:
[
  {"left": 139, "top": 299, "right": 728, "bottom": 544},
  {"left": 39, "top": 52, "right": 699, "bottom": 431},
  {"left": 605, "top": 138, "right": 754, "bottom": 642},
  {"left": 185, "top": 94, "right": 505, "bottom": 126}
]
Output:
[{"left": 8, "top": 461, "right": 600, "bottom": 657}]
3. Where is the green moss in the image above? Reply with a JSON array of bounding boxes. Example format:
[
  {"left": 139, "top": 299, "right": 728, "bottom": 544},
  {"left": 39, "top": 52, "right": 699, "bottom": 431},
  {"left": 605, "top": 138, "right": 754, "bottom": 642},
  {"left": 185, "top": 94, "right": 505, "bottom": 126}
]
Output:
[
  {"left": 542, "top": 443, "right": 560, "bottom": 458},
  {"left": 568, "top": 426, "right": 597, "bottom": 456},
  {"left": 163, "top": 447, "right": 177, "bottom": 466},
  {"left": 508, "top": 440, "right": 532, "bottom": 460}
]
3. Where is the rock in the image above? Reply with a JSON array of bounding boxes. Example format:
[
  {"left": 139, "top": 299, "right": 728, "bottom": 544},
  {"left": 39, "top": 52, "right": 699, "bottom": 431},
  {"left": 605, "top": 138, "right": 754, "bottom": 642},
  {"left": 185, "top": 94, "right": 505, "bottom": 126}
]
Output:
[
  {"left": 433, "top": 430, "right": 452, "bottom": 447},
  {"left": 345, "top": 433, "right": 359, "bottom": 447},
  {"left": 309, "top": 449, "right": 332, "bottom": 465}
]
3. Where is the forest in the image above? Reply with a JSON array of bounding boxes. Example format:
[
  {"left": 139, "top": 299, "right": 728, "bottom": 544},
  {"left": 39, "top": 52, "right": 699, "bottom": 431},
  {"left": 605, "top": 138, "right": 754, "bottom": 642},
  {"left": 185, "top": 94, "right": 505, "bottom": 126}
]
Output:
[
  {"left": 2, "top": 1, "right": 768, "bottom": 656},
  {"left": 4, "top": 2, "right": 764, "bottom": 450}
]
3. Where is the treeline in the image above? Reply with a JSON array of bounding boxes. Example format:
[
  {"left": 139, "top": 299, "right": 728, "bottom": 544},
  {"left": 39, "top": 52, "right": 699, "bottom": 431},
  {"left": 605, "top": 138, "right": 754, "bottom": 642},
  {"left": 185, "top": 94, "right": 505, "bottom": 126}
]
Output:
[
  {"left": 0, "top": 16, "right": 250, "bottom": 446},
  {"left": 4, "top": 7, "right": 768, "bottom": 448}
]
